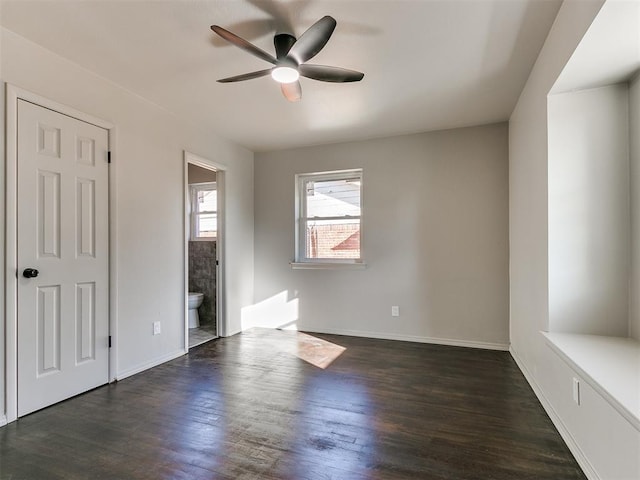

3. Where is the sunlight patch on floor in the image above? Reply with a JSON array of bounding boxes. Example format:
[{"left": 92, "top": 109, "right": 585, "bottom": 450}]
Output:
[{"left": 292, "top": 331, "right": 346, "bottom": 369}]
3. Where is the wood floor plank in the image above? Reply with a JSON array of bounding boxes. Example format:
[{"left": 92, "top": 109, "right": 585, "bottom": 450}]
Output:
[{"left": 0, "top": 328, "right": 586, "bottom": 480}]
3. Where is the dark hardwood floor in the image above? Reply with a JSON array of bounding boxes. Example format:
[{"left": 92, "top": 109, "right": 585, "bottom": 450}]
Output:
[{"left": 0, "top": 328, "right": 586, "bottom": 480}]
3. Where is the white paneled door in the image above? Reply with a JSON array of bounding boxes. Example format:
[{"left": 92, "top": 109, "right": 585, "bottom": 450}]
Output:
[{"left": 17, "top": 100, "right": 109, "bottom": 417}]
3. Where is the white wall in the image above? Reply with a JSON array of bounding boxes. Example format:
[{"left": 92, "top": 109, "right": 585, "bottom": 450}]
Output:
[
  {"left": 548, "top": 84, "right": 630, "bottom": 336},
  {"left": 510, "top": 0, "right": 605, "bottom": 374},
  {"left": 0, "top": 16, "right": 5, "bottom": 425},
  {"left": 510, "top": 1, "right": 640, "bottom": 479},
  {"left": 0, "top": 27, "right": 254, "bottom": 420},
  {"left": 630, "top": 74, "right": 640, "bottom": 341},
  {"left": 253, "top": 124, "right": 509, "bottom": 349}
]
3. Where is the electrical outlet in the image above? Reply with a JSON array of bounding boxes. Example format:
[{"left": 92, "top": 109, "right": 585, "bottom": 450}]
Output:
[
  {"left": 572, "top": 377, "right": 580, "bottom": 406},
  {"left": 153, "top": 321, "right": 161, "bottom": 335},
  {"left": 391, "top": 306, "right": 400, "bottom": 317}
]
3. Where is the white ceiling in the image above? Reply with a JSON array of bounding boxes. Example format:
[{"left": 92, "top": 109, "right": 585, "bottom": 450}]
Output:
[{"left": 0, "top": 0, "right": 562, "bottom": 152}]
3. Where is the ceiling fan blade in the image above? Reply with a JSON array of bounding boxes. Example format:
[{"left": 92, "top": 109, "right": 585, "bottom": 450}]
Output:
[
  {"left": 211, "top": 25, "right": 277, "bottom": 65},
  {"left": 274, "top": 33, "right": 297, "bottom": 60},
  {"left": 288, "top": 16, "right": 337, "bottom": 65},
  {"left": 281, "top": 81, "right": 302, "bottom": 102},
  {"left": 217, "top": 69, "right": 273, "bottom": 83},
  {"left": 299, "top": 64, "right": 364, "bottom": 83}
]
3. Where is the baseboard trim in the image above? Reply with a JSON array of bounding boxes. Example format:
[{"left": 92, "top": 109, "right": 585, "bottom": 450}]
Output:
[
  {"left": 116, "top": 349, "right": 186, "bottom": 381},
  {"left": 509, "top": 346, "right": 599, "bottom": 480},
  {"left": 0, "top": 414, "right": 7, "bottom": 427},
  {"left": 288, "top": 326, "right": 510, "bottom": 351}
]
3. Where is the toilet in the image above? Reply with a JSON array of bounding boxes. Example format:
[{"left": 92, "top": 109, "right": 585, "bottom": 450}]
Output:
[{"left": 188, "top": 292, "right": 204, "bottom": 328}]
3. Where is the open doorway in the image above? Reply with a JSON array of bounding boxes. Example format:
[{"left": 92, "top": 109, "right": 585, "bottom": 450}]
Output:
[{"left": 184, "top": 152, "right": 225, "bottom": 350}]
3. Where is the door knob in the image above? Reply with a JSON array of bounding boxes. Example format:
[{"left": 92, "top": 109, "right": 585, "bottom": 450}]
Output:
[{"left": 22, "top": 268, "right": 39, "bottom": 278}]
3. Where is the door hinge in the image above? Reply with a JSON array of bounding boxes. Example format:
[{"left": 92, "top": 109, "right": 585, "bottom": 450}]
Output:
[
  {"left": 216, "top": 260, "right": 219, "bottom": 266},
  {"left": 108, "top": 336, "right": 112, "bottom": 348},
  {"left": 107, "top": 151, "right": 112, "bottom": 164}
]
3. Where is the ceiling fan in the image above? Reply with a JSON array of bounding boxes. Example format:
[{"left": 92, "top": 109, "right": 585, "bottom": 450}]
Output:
[{"left": 210, "top": 16, "right": 364, "bottom": 102}]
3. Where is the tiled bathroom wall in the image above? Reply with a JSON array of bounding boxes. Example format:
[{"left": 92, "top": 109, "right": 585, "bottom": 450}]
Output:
[{"left": 188, "top": 241, "right": 216, "bottom": 329}]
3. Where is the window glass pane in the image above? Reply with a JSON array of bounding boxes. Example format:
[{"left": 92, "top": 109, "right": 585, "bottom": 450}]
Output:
[
  {"left": 305, "top": 219, "right": 360, "bottom": 259},
  {"left": 198, "top": 213, "right": 217, "bottom": 238},
  {"left": 305, "top": 178, "right": 361, "bottom": 218},
  {"left": 197, "top": 189, "right": 217, "bottom": 213}
]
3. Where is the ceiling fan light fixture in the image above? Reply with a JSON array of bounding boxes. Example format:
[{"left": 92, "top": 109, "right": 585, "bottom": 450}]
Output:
[{"left": 271, "top": 66, "right": 300, "bottom": 84}]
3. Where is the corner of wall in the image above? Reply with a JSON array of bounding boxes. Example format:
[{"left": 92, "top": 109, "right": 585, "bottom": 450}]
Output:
[
  {"left": 629, "top": 74, "right": 640, "bottom": 341},
  {"left": 0, "top": 73, "right": 7, "bottom": 421}
]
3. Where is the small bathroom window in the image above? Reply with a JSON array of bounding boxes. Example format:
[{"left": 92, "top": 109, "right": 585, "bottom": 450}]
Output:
[{"left": 190, "top": 182, "right": 217, "bottom": 240}]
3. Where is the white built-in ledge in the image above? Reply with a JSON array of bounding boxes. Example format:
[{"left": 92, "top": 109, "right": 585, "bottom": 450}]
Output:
[
  {"left": 290, "top": 262, "right": 367, "bottom": 270},
  {"left": 542, "top": 332, "right": 640, "bottom": 431}
]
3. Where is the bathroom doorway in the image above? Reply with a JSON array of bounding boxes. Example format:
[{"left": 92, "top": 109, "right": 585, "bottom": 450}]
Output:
[{"left": 184, "top": 152, "right": 225, "bottom": 350}]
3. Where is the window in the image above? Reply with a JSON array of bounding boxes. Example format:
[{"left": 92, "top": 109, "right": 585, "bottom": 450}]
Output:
[
  {"left": 190, "top": 182, "right": 217, "bottom": 240},
  {"left": 295, "top": 169, "right": 363, "bottom": 265}
]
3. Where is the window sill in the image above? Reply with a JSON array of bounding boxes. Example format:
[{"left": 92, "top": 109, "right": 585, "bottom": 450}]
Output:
[
  {"left": 542, "top": 331, "right": 640, "bottom": 431},
  {"left": 290, "top": 262, "right": 367, "bottom": 270}
]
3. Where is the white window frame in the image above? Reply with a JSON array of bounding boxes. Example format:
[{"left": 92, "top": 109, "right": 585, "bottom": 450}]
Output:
[
  {"left": 292, "top": 169, "right": 366, "bottom": 269},
  {"left": 190, "top": 182, "right": 217, "bottom": 241}
]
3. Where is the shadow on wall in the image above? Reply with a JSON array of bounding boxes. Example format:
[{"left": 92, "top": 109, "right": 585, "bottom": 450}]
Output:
[{"left": 241, "top": 290, "right": 299, "bottom": 331}]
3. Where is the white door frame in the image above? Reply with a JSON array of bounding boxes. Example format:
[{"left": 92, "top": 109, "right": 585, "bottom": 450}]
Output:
[
  {"left": 183, "top": 151, "right": 227, "bottom": 350},
  {"left": 4, "top": 84, "right": 117, "bottom": 424}
]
